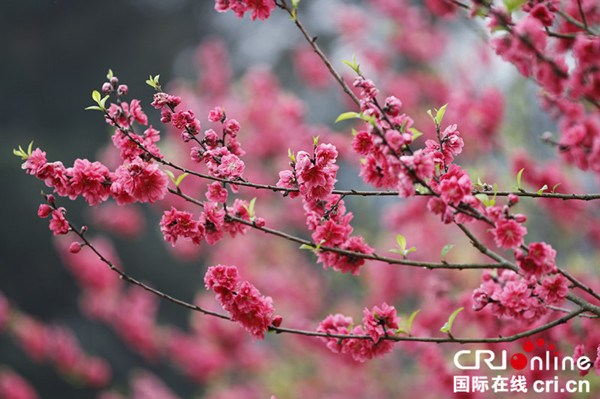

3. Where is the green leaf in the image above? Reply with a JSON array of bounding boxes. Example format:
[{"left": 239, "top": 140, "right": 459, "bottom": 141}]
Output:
[
  {"left": 396, "top": 234, "right": 406, "bottom": 253},
  {"left": 299, "top": 244, "right": 316, "bottom": 254},
  {"left": 436, "top": 104, "right": 448, "bottom": 126},
  {"left": 388, "top": 249, "right": 403, "bottom": 254},
  {"left": 408, "top": 127, "right": 423, "bottom": 141},
  {"left": 427, "top": 109, "right": 434, "bottom": 122},
  {"left": 164, "top": 169, "right": 176, "bottom": 185},
  {"left": 26, "top": 141, "right": 34, "bottom": 157},
  {"left": 516, "top": 168, "right": 525, "bottom": 190},
  {"left": 504, "top": 0, "right": 526, "bottom": 13},
  {"left": 537, "top": 184, "right": 548, "bottom": 195},
  {"left": 341, "top": 54, "right": 361, "bottom": 75},
  {"left": 245, "top": 197, "right": 257, "bottom": 219},
  {"left": 406, "top": 309, "right": 420, "bottom": 336},
  {"left": 313, "top": 136, "right": 319, "bottom": 147},
  {"left": 92, "top": 90, "right": 101, "bottom": 104},
  {"left": 146, "top": 74, "right": 161, "bottom": 90},
  {"left": 441, "top": 244, "right": 454, "bottom": 261},
  {"left": 315, "top": 239, "right": 326, "bottom": 251},
  {"left": 292, "top": 0, "right": 300, "bottom": 6},
  {"left": 440, "top": 307, "right": 464, "bottom": 335},
  {"left": 475, "top": 193, "right": 491, "bottom": 207},
  {"left": 106, "top": 69, "right": 114, "bottom": 80},
  {"left": 85, "top": 105, "right": 103, "bottom": 111},
  {"left": 335, "top": 111, "right": 360, "bottom": 123},
  {"left": 552, "top": 183, "right": 561, "bottom": 193},
  {"left": 175, "top": 173, "right": 189, "bottom": 188},
  {"left": 288, "top": 148, "right": 296, "bottom": 163},
  {"left": 13, "top": 148, "right": 27, "bottom": 160},
  {"left": 100, "top": 95, "right": 110, "bottom": 109}
]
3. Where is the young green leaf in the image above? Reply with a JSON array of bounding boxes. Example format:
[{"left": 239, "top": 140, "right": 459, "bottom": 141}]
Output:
[
  {"left": 175, "top": 173, "right": 189, "bottom": 188},
  {"left": 335, "top": 111, "right": 360, "bottom": 124},
  {"left": 441, "top": 244, "right": 454, "bottom": 262},
  {"left": 164, "top": 169, "right": 176, "bottom": 185},
  {"left": 299, "top": 244, "right": 317, "bottom": 254},
  {"left": 516, "top": 168, "right": 525, "bottom": 190},
  {"left": 106, "top": 69, "right": 114, "bottom": 80},
  {"left": 537, "top": 184, "right": 548, "bottom": 195},
  {"left": 85, "top": 105, "right": 104, "bottom": 111},
  {"left": 287, "top": 148, "right": 296, "bottom": 163},
  {"left": 405, "top": 309, "right": 420, "bottom": 336},
  {"left": 26, "top": 141, "right": 34, "bottom": 157},
  {"left": 92, "top": 90, "right": 101, "bottom": 104},
  {"left": 342, "top": 54, "right": 361, "bottom": 75},
  {"left": 475, "top": 193, "right": 491, "bottom": 207},
  {"left": 440, "top": 307, "right": 464, "bottom": 335},
  {"left": 408, "top": 127, "right": 423, "bottom": 141},
  {"left": 313, "top": 136, "right": 319, "bottom": 147},
  {"left": 436, "top": 104, "right": 448, "bottom": 126},
  {"left": 247, "top": 197, "right": 257, "bottom": 219},
  {"left": 552, "top": 183, "right": 561, "bottom": 193},
  {"left": 396, "top": 234, "right": 407, "bottom": 253}
]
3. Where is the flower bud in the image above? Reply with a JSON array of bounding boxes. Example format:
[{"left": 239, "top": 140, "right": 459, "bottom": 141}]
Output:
[
  {"left": 102, "top": 82, "right": 113, "bottom": 94},
  {"left": 110, "top": 76, "right": 119, "bottom": 87},
  {"left": 38, "top": 204, "right": 52, "bottom": 218},
  {"left": 514, "top": 214, "right": 527, "bottom": 223},
  {"left": 69, "top": 242, "right": 82, "bottom": 254},
  {"left": 271, "top": 315, "right": 283, "bottom": 327},
  {"left": 117, "top": 84, "right": 129, "bottom": 96}
]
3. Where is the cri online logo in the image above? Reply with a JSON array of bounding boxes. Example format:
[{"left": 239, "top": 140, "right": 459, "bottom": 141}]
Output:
[{"left": 454, "top": 339, "right": 592, "bottom": 372}]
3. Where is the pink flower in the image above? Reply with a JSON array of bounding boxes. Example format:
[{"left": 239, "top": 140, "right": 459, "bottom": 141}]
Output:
[
  {"left": 534, "top": 274, "right": 569, "bottom": 305},
  {"left": 223, "top": 119, "right": 240, "bottom": 136},
  {"left": 472, "top": 288, "right": 490, "bottom": 311},
  {"left": 515, "top": 241, "right": 556, "bottom": 277},
  {"left": 205, "top": 265, "right": 275, "bottom": 340},
  {"left": 276, "top": 170, "right": 299, "bottom": 198},
  {"left": 69, "top": 159, "right": 111, "bottom": 205},
  {"left": 491, "top": 218, "right": 527, "bottom": 249},
  {"left": 312, "top": 219, "right": 351, "bottom": 247},
  {"left": 206, "top": 181, "right": 228, "bottom": 203},
  {"left": 317, "top": 313, "right": 353, "bottom": 354},
  {"left": 362, "top": 303, "right": 400, "bottom": 343},
  {"left": 129, "top": 99, "right": 148, "bottom": 125},
  {"left": 204, "top": 265, "right": 240, "bottom": 294},
  {"left": 111, "top": 158, "right": 168, "bottom": 204},
  {"left": 217, "top": 154, "right": 245, "bottom": 178},
  {"left": 37, "top": 204, "right": 52, "bottom": 218},
  {"left": 437, "top": 164, "right": 472, "bottom": 204},
  {"left": 49, "top": 209, "right": 69, "bottom": 235},
  {"left": 200, "top": 201, "right": 226, "bottom": 245},
  {"left": 22, "top": 148, "right": 48, "bottom": 177},
  {"left": 208, "top": 106, "right": 224, "bottom": 122},
  {"left": 317, "top": 235, "right": 374, "bottom": 276},
  {"left": 160, "top": 207, "right": 205, "bottom": 246},
  {"left": 352, "top": 131, "right": 375, "bottom": 155},
  {"left": 343, "top": 325, "right": 395, "bottom": 362}
]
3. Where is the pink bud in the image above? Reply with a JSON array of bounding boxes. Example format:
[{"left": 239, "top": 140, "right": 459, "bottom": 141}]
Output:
[
  {"left": 255, "top": 217, "right": 266, "bottom": 228},
  {"left": 38, "top": 204, "right": 52, "bottom": 218},
  {"left": 102, "top": 82, "right": 113, "bottom": 94},
  {"left": 117, "top": 84, "right": 128, "bottom": 96},
  {"left": 69, "top": 242, "right": 82, "bottom": 254},
  {"left": 271, "top": 315, "right": 283, "bottom": 327},
  {"left": 514, "top": 214, "right": 527, "bottom": 223},
  {"left": 508, "top": 194, "right": 519, "bottom": 204}
]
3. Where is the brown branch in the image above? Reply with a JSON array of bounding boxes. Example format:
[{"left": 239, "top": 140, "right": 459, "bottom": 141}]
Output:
[{"left": 168, "top": 187, "right": 512, "bottom": 271}]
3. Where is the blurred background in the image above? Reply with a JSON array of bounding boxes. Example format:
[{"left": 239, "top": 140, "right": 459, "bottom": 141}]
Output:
[{"left": 4, "top": 1, "right": 595, "bottom": 398}]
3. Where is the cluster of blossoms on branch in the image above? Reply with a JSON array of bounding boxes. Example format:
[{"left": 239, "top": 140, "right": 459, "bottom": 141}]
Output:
[
  {"left": 204, "top": 265, "right": 280, "bottom": 340},
  {"left": 317, "top": 303, "right": 400, "bottom": 362},
  {"left": 11, "top": 1, "right": 600, "bottom": 397}
]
